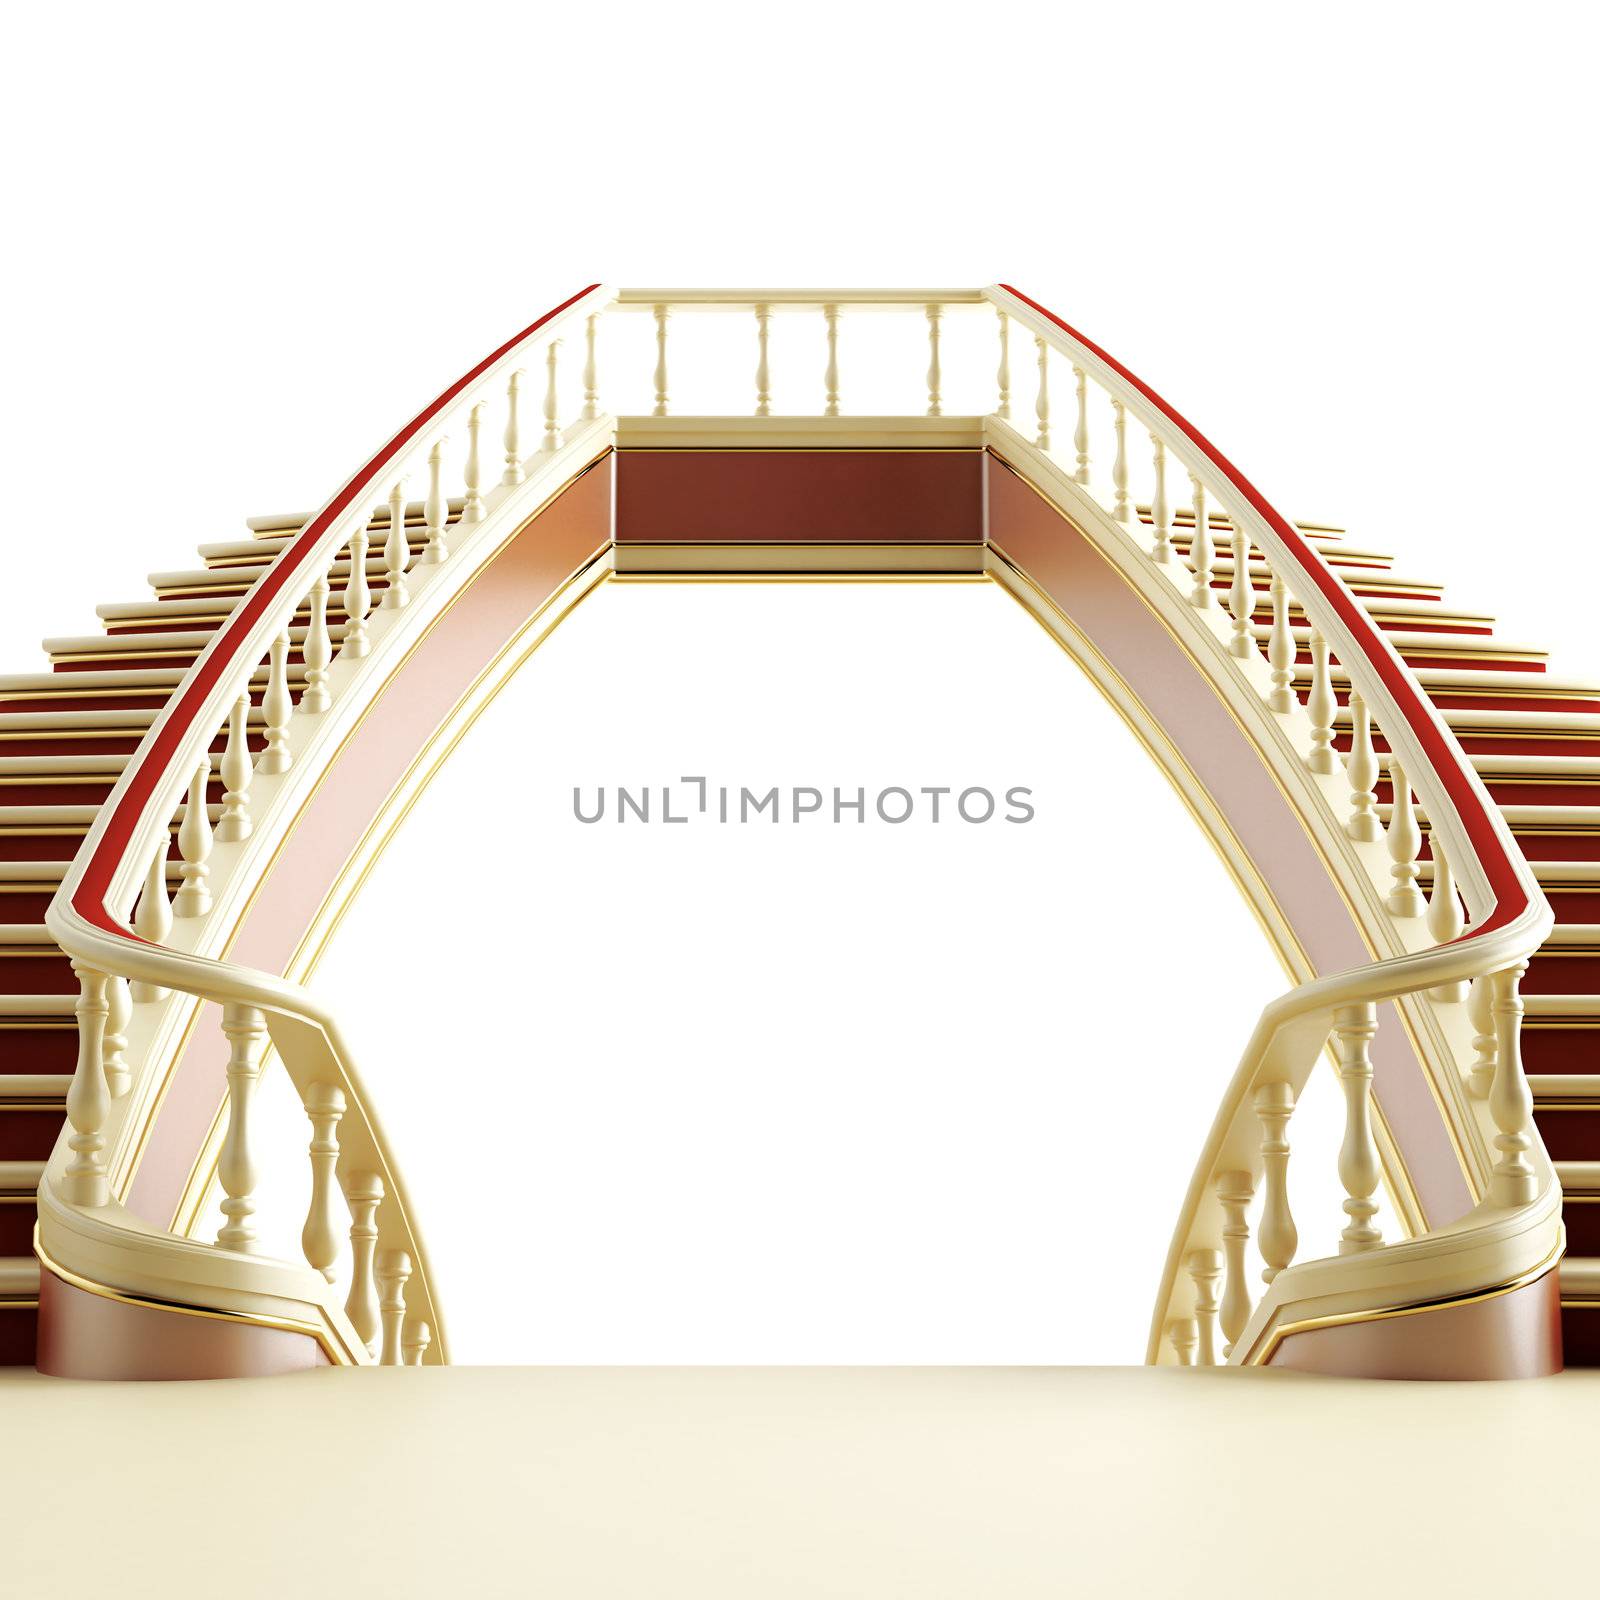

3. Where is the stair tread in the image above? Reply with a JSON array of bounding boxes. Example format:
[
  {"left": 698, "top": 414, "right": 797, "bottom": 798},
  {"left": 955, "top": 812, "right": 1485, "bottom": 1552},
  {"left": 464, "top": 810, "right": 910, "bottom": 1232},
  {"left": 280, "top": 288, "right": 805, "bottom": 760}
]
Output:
[
  {"left": 0, "top": 995, "right": 77, "bottom": 1016},
  {"left": 0, "top": 1076, "right": 70, "bottom": 1102},
  {"left": 0, "top": 755, "right": 130, "bottom": 776},
  {"left": 0, "top": 1160, "right": 44, "bottom": 1193},
  {"left": 1555, "top": 1160, "right": 1600, "bottom": 1189},
  {"left": 1562, "top": 1258, "right": 1600, "bottom": 1296},
  {"left": 0, "top": 924, "right": 57, "bottom": 944},
  {"left": 0, "top": 1258, "right": 39, "bottom": 1298}
]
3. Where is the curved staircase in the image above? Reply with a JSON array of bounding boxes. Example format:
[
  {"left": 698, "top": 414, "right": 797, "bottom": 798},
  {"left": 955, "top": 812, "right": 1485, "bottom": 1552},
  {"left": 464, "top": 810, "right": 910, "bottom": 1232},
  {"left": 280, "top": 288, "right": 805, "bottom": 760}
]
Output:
[{"left": 0, "top": 285, "right": 1590, "bottom": 1376}]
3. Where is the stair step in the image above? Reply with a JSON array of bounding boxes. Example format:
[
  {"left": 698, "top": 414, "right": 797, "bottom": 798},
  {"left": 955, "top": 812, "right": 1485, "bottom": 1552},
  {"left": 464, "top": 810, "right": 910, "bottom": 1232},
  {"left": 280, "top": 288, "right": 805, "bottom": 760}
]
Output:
[
  {"left": 1562, "top": 1257, "right": 1600, "bottom": 1302},
  {"left": 0, "top": 1161, "right": 43, "bottom": 1199},
  {"left": 152, "top": 552, "right": 414, "bottom": 597},
  {"left": 1258, "top": 626, "right": 1546, "bottom": 669},
  {"left": 0, "top": 1257, "right": 39, "bottom": 1303},
  {"left": 198, "top": 529, "right": 434, "bottom": 568},
  {"left": 0, "top": 665, "right": 289, "bottom": 700},
  {"left": 0, "top": 1075, "right": 70, "bottom": 1107},
  {"left": 243, "top": 497, "right": 466, "bottom": 538}
]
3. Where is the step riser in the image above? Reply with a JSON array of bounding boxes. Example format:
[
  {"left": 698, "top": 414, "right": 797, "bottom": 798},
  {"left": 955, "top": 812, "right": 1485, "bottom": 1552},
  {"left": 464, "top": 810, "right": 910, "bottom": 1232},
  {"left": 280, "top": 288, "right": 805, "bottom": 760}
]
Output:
[
  {"left": 0, "top": 1207, "right": 37, "bottom": 1256},
  {"left": 1542, "top": 893, "right": 1600, "bottom": 922},
  {"left": 0, "top": 1113, "right": 64, "bottom": 1162},
  {"left": 0, "top": 957, "right": 75, "bottom": 994},
  {"left": 1521, "top": 1031, "right": 1599, "bottom": 1075},
  {"left": 1533, "top": 1107, "right": 1600, "bottom": 1157},
  {"left": 0, "top": 1310, "right": 38, "bottom": 1367},
  {"left": 0, "top": 1033, "right": 80, "bottom": 1074},
  {"left": 1559, "top": 1202, "right": 1600, "bottom": 1255}
]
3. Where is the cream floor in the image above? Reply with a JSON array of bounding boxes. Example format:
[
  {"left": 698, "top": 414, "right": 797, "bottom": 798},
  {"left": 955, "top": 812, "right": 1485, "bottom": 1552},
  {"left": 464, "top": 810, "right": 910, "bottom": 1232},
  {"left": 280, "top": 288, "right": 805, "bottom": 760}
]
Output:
[{"left": 1, "top": 1364, "right": 1594, "bottom": 1597}]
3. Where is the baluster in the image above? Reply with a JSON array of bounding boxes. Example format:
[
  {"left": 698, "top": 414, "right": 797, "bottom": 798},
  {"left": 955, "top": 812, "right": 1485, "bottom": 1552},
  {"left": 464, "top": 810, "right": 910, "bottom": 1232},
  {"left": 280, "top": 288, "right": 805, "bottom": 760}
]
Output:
[
  {"left": 754, "top": 305, "right": 772, "bottom": 417},
  {"left": 130, "top": 843, "right": 172, "bottom": 1002},
  {"left": 344, "top": 1172, "right": 385, "bottom": 1355},
  {"left": 1034, "top": 336, "right": 1050, "bottom": 450},
  {"left": 1072, "top": 366, "right": 1090, "bottom": 483},
  {"left": 1427, "top": 843, "right": 1467, "bottom": 1000},
  {"left": 63, "top": 963, "right": 111, "bottom": 1206},
  {"left": 1188, "top": 476, "right": 1214, "bottom": 609},
  {"left": 1111, "top": 399, "right": 1129, "bottom": 521},
  {"left": 1345, "top": 690, "right": 1381, "bottom": 842},
  {"left": 217, "top": 691, "right": 253, "bottom": 841},
  {"left": 1468, "top": 972, "right": 1497, "bottom": 1098},
  {"left": 925, "top": 304, "right": 943, "bottom": 417},
  {"left": 382, "top": 480, "right": 410, "bottom": 611},
  {"left": 301, "top": 1082, "right": 346, "bottom": 1279},
  {"left": 216, "top": 1003, "right": 268, "bottom": 1251},
  {"left": 103, "top": 974, "right": 131, "bottom": 1098},
  {"left": 1385, "top": 758, "right": 1424, "bottom": 916},
  {"left": 1267, "top": 571, "right": 1298, "bottom": 711},
  {"left": 651, "top": 305, "right": 669, "bottom": 416},
  {"left": 1306, "top": 632, "right": 1337, "bottom": 774},
  {"left": 1488, "top": 963, "right": 1537, "bottom": 1207},
  {"left": 342, "top": 526, "right": 372, "bottom": 658},
  {"left": 260, "top": 630, "right": 293, "bottom": 774},
  {"left": 581, "top": 313, "right": 600, "bottom": 420},
  {"left": 1254, "top": 1082, "right": 1298, "bottom": 1282},
  {"left": 994, "top": 308, "right": 1010, "bottom": 419},
  {"left": 542, "top": 341, "right": 562, "bottom": 451},
  {"left": 823, "top": 305, "right": 841, "bottom": 417},
  {"left": 1167, "top": 1317, "right": 1198, "bottom": 1366},
  {"left": 1149, "top": 434, "right": 1171, "bottom": 563},
  {"left": 1186, "top": 1248, "right": 1222, "bottom": 1366},
  {"left": 462, "top": 403, "right": 487, "bottom": 522},
  {"left": 1334, "top": 1002, "right": 1382, "bottom": 1253},
  {"left": 173, "top": 758, "right": 213, "bottom": 918},
  {"left": 502, "top": 369, "right": 526, "bottom": 483},
  {"left": 1228, "top": 519, "right": 1254, "bottom": 657},
  {"left": 301, "top": 569, "right": 332, "bottom": 710},
  {"left": 377, "top": 1249, "right": 412, "bottom": 1366},
  {"left": 1216, "top": 1169, "right": 1255, "bottom": 1356},
  {"left": 403, "top": 1320, "right": 433, "bottom": 1366},
  {"left": 422, "top": 438, "right": 449, "bottom": 564}
]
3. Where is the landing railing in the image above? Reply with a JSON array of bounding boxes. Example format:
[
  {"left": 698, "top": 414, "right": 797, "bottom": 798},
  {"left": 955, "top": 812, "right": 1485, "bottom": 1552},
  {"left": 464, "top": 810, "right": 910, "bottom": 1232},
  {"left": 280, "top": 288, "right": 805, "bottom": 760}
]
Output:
[{"left": 41, "top": 284, "right": 1557, "bottom": 1371}]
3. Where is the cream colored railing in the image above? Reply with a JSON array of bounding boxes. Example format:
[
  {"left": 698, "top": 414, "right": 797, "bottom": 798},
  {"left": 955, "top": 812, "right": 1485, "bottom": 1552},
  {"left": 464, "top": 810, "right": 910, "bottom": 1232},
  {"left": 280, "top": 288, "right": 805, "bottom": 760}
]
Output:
[{"left": 40, "top": 284, "right": 1557, "bottom": 1372}]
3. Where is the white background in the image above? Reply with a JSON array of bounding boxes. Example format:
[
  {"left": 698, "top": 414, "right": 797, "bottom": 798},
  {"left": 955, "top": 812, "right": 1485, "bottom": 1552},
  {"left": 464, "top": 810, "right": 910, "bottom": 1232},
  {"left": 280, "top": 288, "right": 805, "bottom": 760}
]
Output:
[{"left": 3, "top": 2, "right": 1595, "bottom": 1361}]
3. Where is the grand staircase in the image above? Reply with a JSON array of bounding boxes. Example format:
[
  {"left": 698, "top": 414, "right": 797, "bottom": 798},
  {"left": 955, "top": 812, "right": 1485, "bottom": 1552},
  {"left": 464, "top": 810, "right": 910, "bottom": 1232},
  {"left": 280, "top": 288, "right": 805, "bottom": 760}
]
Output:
[{"left": 2, "top": 285, "right": 1586, "bottom": 1377}]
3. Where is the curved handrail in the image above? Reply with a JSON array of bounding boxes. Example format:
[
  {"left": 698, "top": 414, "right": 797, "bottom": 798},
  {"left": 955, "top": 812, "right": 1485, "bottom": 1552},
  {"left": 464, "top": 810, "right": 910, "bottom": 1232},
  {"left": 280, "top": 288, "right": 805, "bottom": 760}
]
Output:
[
  {"left": 43, "top": 284, "right": 614, "bottom": 1362},
  {"left": 987, "top": 286, "right": 1556, "bottom": 1364}
]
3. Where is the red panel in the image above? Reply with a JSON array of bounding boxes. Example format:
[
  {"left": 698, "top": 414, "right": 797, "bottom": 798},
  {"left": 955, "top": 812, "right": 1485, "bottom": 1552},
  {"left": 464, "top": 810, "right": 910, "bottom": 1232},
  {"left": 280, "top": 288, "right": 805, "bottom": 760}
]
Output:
[{"left": 615, "top": 450, "right": 983, "bottom": 544}]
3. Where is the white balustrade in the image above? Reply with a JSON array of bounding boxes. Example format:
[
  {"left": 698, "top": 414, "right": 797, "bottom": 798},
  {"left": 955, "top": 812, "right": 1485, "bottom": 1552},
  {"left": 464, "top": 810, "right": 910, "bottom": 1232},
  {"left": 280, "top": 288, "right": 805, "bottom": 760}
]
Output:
[
  {"left": 344, "top": 1172, "right": 385, "bottom": 1355},
  {"left": 1306, "top": 632, "right": 1337, "bottom": 774},
  {"left": 463, "top": 404, "right": 487, "bottom": 523},
  {"left": 1487, "top": 963, "right": 1537, "bottom": 1207},
  {"left": 581, "top": 314, "right": 600, "bottom": 420},
  {"left": 1186, "top": 1248, "right": 1222, "bottom": 1366},
  {"left": 1149, "top": 435, "right": 1171, "bottom": 563},
  {"left": 377, "top": 1249, "right": 413, "bottom": 1366},
  {"left": 1254, "top": 1081, "right": 1297, "bottom": 1283},
  {"left": 1072, "top": 365, "right": 1090, "bottom": 483},
  {"left": 173, "top": 758, "right": 213, "bottom": 918},
  {"left": 217, "top": 691, "right": 253, "bottom": 842},
  {"left": 1333, "top": 1003, "right": 1382, "bottom": 1253},
  {"left": 259, "top": 630, "right": 293, "bottom": 774},
  {"left": 103, "top": 974, "right": 131, "bottom": 1098},
  {"left": 63, "top": 963, "right": 111, "bottom": 1207},
  {"left": 1188, "top": 476, "right": 1214, "bottom": 609},
  {"left": 754, "top": 306, "right": 772, "bottom": 417},
  {"left": 823, "top": 305, "right": 841, "bottom": 417},
  {"left": 1167, "top": 1317, "right": 1198, "bottom": 1366},
  {"left": 130, "top": 844, "right": 172, "bottom": 1002},
  {"left": 542, "top": 342, "right": 562, "bottom": 452},
  {"left": 301, "top": 569, "right": 332, "bottom": 710},
  {"left": 382, "top": 480, "right": 410, "bottom": 611},
  {"left": 925, "top": 304, "right": 943, "bottom": 417},
  {"left": 502, "top": 369, "right": 526, "bottom": 484},
  {"left": 1427, "top": 844, "right": 1467, "bottom": 1000},
  {"left": 1216, "top": 1169, "right": 1255, "bottom": 1356},
  {"left": 1385, "top": 759, "right": 1424, "bottom": 916},
  {"left": 994, "top": 309, "right": 1010, "bottom": 419},
  {"left": 1228, "top": 521, "right": 1254, "bottom": 657},
  {"left": 343, "top": 526, "right": 372, "bottom": 658},
  {"left": 1345, "top": 690, "right": 1381, "bottom": 842},
  {"left": 1034, "top": 337, "right": 1050, "bottom": 450},
  {"left": 422, "top": 438, "right": 450, "bottom": 564},
  {"left": 1266, "top": 570, "right": 1296, "bottom": 712},
  {"left": 1468, "top": 973, "right": 1497, "bottom": 1098},
  {"left": 403, "top": 1320, "right": 433, "bottom": 1366},
  {"left": 301, "top": 1082, "right": 346, "bottom": 1279},
  {"left": 216, "top": 1003, "right": 268, "bottom": 1252},
  {"left": 1110, "top": 398, "right": 1129, "bottom": 522},
  {"left": 652, "top": 305, "right": 669, "bottom": 416}
]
